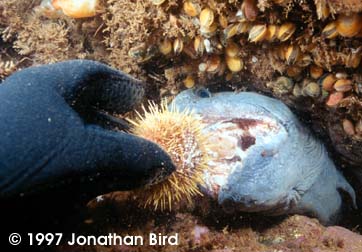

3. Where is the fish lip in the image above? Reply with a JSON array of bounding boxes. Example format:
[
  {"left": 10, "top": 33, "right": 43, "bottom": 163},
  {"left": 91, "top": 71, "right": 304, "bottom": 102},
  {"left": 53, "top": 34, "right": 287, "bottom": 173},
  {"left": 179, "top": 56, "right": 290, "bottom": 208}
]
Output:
[
  {"left": 241, "top": 102, "right": 293, "bottom": 134},
  {"left": 173, "top": 90, "right": 293, "bottom": 134},
  {"left": 220, "top": 198, "right": 267, "bottom": 213},
  {"left": 220, "top": 195, "right": 288, "bottom": 213}
]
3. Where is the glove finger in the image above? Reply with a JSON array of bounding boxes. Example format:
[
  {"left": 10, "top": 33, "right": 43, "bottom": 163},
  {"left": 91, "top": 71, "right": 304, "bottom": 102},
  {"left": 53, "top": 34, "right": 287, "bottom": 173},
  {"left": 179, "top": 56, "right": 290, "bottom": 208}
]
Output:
[
  {"left": 44, "top": 125, "right": 176, "bottom": 198},
  {"left": 75, "top": 66, "right": 145, "bottom": 115},
  {"left": 80, "top": 125, "right": 176, "bottom": 190}
]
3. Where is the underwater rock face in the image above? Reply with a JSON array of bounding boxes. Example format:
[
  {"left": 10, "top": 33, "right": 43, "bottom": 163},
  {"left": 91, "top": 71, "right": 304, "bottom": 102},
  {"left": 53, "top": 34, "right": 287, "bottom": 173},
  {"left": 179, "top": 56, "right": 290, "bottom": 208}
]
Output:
[{"left": 171, "top": 88, "right": 356, "bottom": 224}]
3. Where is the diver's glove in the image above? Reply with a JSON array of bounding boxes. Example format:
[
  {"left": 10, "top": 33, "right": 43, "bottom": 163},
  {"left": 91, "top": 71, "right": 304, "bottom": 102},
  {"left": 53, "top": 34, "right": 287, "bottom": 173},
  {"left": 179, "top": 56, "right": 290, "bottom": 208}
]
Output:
[{"left": 0, "top": 60, "right": 175, "bottom": 202}]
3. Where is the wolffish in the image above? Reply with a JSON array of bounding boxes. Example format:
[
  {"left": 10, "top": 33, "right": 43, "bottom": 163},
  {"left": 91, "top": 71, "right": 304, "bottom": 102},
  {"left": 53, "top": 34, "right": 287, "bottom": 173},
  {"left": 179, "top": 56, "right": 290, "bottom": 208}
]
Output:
[{"left": 171, "top": 88, "right": 356, "bottom": 224}]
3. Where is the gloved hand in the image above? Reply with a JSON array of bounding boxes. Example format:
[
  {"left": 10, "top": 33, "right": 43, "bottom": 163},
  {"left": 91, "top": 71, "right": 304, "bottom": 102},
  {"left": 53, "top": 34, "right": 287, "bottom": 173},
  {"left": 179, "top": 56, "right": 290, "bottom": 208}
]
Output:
[{"left": 0, "top": 60, "right": 175, "bottom": 230}]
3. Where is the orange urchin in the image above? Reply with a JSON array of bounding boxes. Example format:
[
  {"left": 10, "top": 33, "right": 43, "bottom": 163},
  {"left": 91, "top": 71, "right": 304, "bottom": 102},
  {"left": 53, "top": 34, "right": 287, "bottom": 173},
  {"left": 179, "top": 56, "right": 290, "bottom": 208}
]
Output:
[{"left": 128, "top": 101, "right": 212, "bottom": 211}]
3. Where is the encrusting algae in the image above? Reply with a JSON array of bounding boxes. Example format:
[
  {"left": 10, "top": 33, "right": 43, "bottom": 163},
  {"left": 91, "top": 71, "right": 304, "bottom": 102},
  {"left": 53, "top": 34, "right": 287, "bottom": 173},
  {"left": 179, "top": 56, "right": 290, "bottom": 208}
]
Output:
[{"left": 128, "top": 101, "right": 213, "bottom": 211}]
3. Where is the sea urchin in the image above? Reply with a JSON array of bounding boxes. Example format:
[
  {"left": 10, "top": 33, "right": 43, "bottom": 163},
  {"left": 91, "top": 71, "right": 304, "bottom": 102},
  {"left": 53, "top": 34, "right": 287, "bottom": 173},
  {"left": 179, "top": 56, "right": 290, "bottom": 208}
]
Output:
[{"left": 128, "top": 101, "right": 212, "bottom": 211}]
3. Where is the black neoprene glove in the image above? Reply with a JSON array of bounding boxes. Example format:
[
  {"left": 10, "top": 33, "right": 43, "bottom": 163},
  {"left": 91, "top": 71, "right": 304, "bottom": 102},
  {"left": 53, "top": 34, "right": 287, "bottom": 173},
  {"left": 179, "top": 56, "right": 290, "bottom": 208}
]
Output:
[{"left": 0, "top": 60, "right": 174, "bottom": 231}]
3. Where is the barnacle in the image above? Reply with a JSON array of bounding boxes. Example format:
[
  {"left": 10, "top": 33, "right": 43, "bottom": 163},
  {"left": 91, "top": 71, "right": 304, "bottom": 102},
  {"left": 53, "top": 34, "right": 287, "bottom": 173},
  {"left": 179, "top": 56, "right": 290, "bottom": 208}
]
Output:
[
  {"left": 199, "top": 7, "right": 214, "bottom": 28},
  {"left": 315, "top": 0, "right": 330, "bottom": 20},
  {"left": 277, "top": 23, "right": 296, "bottom": 42},
  {"left": 241, "top": 0, "right": 258, "bottom": 21},
  {"left": 248, "top": 24, "right": 268, "bottom": 42},
  {"left": 320, "top": 73, "right": 337, "bottom": 91},
  {"left": 322, "top": 22, "right": 338, "bottom": 39},
  {"left": 334, "top": 79, "right": 353, "bottom": 92},
  {"left": 336, "top": 13, "right": 362, "bottom": 37},
  {"left": 310, "top": 65, "right": 323, "bottom": 79},
  {"left": 223, "top": 24, "right": 239, "bottom": 40},
  {"left": 152, "top": 0, "right": 166, "bottom": 6},
  {"left": 159, "top": 39, "right": 172, "bottom": 55},
  {"left": 326, "top": 91, "right": 344, "bottom": 107},
  {"left": 173, "top": 38, "right": 184, "bottom": 55},
  {"left": 285, "top": 45, "right": 300, "bottom": 65},
  {"left": 343, "top": 118, "right": 355, "bottom": 136},
  {"left": 267, "top": 76, "right": 294, "bottom": 95},
  {"left": 225, "top": 41, "right": 241, "bottom": 58},
  {"left": 226, "top": 55, "right": 243, "bottom": 72},
  {"left": 302, "top": 81, "right": 321, "bottom": 98},
  {"left": 183, "top": 75, "right": 195, "bottom": 88},
  {"left": 265, "top": 25, "right": 278, "bottom": 41},
  {"left": 183, "top": 1, "right": 200, "bottom": 17}
]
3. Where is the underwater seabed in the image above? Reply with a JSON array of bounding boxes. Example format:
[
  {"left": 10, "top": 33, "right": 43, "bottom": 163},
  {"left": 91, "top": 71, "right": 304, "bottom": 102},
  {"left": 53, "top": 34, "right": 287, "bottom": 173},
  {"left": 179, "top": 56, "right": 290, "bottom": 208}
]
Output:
[{"left": 51, "top": 189, "right": 362, "bottom": 252}]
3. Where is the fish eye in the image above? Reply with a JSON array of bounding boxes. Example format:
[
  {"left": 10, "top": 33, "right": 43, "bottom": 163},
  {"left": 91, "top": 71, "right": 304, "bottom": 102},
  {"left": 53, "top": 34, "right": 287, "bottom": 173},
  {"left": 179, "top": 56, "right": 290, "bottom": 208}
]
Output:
[{"left": 194, "top": 87, "right": 211, "bottom": 98}]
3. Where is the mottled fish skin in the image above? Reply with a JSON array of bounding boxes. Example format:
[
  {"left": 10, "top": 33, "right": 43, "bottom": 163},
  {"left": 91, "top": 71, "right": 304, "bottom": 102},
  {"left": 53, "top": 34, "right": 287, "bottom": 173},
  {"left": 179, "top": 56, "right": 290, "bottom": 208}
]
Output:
[{"left": 171, "top": 88, "right": 356, "bottom": 225}]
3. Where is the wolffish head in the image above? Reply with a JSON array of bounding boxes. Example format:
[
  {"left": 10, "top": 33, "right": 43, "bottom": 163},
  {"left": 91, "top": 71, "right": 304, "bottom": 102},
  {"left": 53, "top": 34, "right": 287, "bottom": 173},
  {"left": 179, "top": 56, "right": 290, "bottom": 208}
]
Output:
[
  {"left": 170, "top": 88, "right": 356, "bottom": 224},
  {"left": 170, "top": 88, "right": 295, "bottom": 209}
]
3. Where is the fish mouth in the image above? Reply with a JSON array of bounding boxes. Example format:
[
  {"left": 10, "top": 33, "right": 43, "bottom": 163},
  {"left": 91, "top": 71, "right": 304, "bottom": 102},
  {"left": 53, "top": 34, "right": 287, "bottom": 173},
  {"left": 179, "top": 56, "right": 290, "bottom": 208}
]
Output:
[
  {"left": 173, "top": 90, "right": 295, "bottom": 211},
  {"left": 219, "top": 196, "right": 291, "bottom": 214},
  {"left": 200, "top": 111, "right": 286, "bottom": 200}
]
